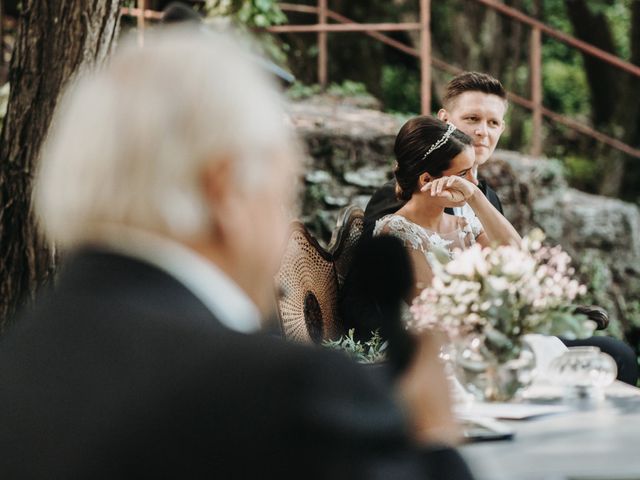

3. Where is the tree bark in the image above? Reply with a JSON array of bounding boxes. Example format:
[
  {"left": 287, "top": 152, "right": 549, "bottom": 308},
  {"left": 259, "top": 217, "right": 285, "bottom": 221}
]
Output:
[{"left": 0, "top": 0, "right": 124, "bottom": 331}]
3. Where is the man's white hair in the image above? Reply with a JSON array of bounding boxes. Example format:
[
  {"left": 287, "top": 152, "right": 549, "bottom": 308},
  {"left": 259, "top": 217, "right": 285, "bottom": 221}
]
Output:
[{"left": 34, "top": 27, "right": 294, "bottom": 248}]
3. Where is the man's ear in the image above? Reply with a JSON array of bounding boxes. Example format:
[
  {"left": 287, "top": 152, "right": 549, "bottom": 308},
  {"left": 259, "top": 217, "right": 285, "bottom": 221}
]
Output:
[
  {"left": 201, "top": 156, "right": 238, "bottom": 242},
  {"left": 202, "top": 156, "right": 233, "bottom": 204},
  {"left": 437, "top": 109, "right": 448, "bottom": 122}
]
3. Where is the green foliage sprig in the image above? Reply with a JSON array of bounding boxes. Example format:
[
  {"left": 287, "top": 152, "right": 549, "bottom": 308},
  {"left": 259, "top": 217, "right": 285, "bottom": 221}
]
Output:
[
  {"left": 204, "top": 0, "right": 286, "bottom": 27},
  {"left": 286, "top": 82, "right": 322, "bottom": 101},
  {"left": 204, "top": 0, "right": 289, "bottom": 70},
  {"left": 323, "top": 329, "right": 388, "bottom": 364}
]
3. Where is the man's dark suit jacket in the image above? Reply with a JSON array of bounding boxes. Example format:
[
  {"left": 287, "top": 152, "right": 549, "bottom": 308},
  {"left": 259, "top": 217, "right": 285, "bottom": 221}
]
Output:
[
  {"left": 362, "top": 178, "right": 503, "bottom": 239},
  {"left": 0, "top": 250, "right": 474, "bottom": 479}
]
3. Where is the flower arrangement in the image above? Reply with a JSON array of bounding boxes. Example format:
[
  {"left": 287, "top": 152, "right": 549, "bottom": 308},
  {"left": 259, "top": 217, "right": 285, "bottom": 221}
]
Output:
[{"left": 409, "top": 230, "right": 595, "bottom": 363}]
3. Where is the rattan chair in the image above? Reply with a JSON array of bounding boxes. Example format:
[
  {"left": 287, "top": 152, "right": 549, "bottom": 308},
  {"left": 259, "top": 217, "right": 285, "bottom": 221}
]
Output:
[
  {"left": 274, "top": 204, "right": 608, "bottom": 343},
  {"left": 275, "top": 205, "right": 364, "bottom": 344},
  {"left": 329, "top": 205, "right": 364, "bottom": 289}
]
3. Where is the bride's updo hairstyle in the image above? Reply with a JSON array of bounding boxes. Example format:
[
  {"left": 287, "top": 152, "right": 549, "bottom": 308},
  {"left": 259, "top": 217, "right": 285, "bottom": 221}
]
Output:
[{"left": 393, "top": 116, "right": 472, "bottom": 201}]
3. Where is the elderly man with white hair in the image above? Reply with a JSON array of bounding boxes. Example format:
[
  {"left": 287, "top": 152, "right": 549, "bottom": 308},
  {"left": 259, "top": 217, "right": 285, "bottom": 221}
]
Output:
[{"left": 0, "top": 28, "right": 475, "bottom": 479}]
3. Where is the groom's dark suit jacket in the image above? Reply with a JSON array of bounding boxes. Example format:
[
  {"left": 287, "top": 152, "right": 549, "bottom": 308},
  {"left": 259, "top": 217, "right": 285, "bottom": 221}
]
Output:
[{"left": 0, "top": 250, "right": 474, "bottom": 479}]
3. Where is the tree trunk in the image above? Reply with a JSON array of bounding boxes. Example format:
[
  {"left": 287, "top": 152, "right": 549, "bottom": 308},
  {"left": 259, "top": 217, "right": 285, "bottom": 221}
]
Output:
[
  {"left": 0, "top": 0, "right": 124, "bottom": 331},
  {"left": 617, "top": 1, "right": 640, "bottom": 199},
  {"left": 564, "top": 0, "right": 621, "bottom": 126},
  {"left": 564, "top": 0, "right": 637, "bottom": 197}
]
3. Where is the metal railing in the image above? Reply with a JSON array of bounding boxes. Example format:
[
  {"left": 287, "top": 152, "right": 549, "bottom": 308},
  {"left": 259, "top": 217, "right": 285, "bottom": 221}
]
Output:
[
  {"left": 121, "top": 1, "right": 640, "bottom": 159},
  {"left": 269, "top": 1, "right": 434, "bottom": 116}
]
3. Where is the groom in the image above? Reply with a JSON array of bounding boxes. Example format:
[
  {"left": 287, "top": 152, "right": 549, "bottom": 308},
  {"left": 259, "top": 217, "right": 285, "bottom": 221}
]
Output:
[
  {"left": 356, "top": 72, "right": 638, "bottom": 386},
  {"left": 363, "top": 72, "right": 505, "bottom": 237}
]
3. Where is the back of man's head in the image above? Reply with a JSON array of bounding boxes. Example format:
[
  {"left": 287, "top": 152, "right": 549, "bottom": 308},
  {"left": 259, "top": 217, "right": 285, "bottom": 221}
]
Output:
[
  {"left": 442, "top": 71, "right": 507, "bottom": 109},
  {"left": 34, "top": 27, "right": 295, "bottom": 249}
]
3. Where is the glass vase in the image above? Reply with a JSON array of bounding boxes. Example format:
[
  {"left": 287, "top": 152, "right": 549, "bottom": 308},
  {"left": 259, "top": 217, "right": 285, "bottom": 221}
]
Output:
[
  {"left": 547, "top": 346, "right": 617, "bottom": 400},
  {"left": 454, "top": 333, "right": 535, "bottom": 402}
]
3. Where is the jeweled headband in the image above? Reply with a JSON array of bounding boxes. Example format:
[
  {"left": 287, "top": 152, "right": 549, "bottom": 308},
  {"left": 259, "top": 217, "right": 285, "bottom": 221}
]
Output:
[{"left": 422, "top": 123, "right": 457, "bottom": 160}]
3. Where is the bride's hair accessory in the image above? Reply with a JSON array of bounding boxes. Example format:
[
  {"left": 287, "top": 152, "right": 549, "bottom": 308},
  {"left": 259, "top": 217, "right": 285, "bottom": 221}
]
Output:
[{"left": 422, "top": 123, "right": 456, "bottom": 160}]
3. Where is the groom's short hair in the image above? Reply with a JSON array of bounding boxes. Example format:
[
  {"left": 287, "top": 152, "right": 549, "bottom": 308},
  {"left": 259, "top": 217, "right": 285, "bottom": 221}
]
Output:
[{"left": 442, "top": 72, "right": 507, "bottom": 108}]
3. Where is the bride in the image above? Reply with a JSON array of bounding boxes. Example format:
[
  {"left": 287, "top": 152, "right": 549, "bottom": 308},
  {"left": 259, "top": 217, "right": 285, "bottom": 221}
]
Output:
[{"left": 374, "top": 116, "right": 521, "bottom": 301}]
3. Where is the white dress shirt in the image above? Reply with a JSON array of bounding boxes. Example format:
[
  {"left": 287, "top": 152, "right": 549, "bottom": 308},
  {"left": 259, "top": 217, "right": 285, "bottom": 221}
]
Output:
[{"left": 452, "top": 203, "right": 475, "bottom": 223}]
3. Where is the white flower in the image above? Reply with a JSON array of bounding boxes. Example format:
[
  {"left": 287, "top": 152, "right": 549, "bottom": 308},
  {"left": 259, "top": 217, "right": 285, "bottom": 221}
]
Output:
[
  {"left": 487, "top": 276, "right": 509, "bottom": 292},
  {"left": 445, "top": 259, "right": 475, "bottom": 277},
  {"left": 410, "top": 230, "right": 589, "bottom": 348}
]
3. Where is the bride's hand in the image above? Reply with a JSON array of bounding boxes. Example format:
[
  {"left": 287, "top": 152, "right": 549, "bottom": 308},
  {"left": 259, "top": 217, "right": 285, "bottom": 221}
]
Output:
[{"left": 421, "top": 176, "right": 476, "bottom": 203}]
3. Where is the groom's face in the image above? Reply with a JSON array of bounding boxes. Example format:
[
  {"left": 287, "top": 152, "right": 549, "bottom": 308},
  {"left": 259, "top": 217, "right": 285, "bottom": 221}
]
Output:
[{"left": 438, "top": 91, "right": 507, "bottom": 166}]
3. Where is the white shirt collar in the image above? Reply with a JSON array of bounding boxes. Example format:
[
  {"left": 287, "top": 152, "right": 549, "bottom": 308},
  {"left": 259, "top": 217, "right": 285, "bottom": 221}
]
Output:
[{"left": 96, "top": 226, "right": 261, "bottom": 334}]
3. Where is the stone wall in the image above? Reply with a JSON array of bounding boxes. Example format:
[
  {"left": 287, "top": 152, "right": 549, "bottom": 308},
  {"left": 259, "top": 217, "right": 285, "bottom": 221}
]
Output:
[
  {"left": 289, "top": 97, "right": 640, "bottom": 342},
  {"left": 289, "top": 99, "right": 400, "bottom": 239}
]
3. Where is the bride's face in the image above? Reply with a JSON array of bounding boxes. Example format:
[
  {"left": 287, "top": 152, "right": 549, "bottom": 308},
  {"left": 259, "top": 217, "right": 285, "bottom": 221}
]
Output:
[
  {"left": 441, "top": 147, "right": 477, "bottom": 185},
  {"left": 420, "top": 146, "right": 477, "bottom": 207}
]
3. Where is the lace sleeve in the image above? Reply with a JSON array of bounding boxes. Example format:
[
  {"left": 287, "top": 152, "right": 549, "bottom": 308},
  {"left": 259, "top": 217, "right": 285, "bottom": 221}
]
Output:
[{"left": 373, "top": 215, "right": 427, "bottom": 252}]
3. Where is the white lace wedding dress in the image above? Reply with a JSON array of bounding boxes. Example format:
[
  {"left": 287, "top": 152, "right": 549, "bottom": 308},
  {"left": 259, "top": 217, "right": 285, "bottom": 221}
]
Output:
[
  {"left": 372, "top": 212, "right": 484, "bottom": 329},
  {"left": 372, "top": 213, "right": 483, "bottom": 264},
  {"left": 373, "top": 212, "right": 575, "bottom": 403}
]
